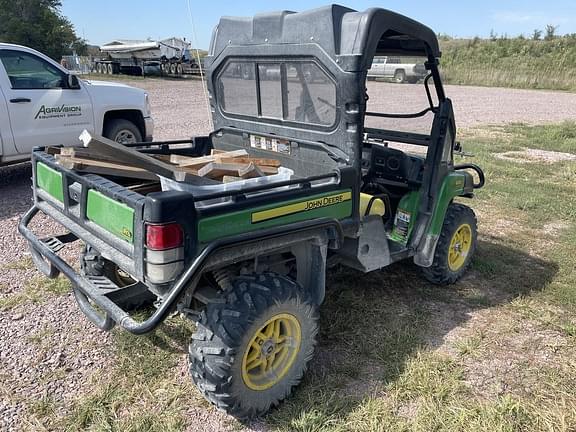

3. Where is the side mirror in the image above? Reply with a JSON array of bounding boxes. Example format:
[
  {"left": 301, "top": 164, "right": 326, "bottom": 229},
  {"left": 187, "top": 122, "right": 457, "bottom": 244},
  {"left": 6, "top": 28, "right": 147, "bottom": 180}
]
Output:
[{"left": 68, "top": 74, "right": 81, "bottom": 90}]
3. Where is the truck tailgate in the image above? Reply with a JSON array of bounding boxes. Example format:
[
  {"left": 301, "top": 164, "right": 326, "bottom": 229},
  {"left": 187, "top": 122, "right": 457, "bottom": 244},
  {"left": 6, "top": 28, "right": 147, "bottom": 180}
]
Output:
[{"left": 31, "top": 150, "right": 147, "bottom": 280}]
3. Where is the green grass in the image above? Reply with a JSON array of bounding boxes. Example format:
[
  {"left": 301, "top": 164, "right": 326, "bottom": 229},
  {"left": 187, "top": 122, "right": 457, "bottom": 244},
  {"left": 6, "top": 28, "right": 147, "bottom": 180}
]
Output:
[
  {"left": 0, "top": 276, "right": 70, "bottom": 311},
  {"left": 269, "top": 122, "right": 576, "bottom": 431},
  {"left": 36, "top": 314, "right": 229, "bottom": 432},
  {"left": 83, "top": 72, "right": 150, "bottom": 82},
  {"left": 26, "top": 327, "right": 57, "bottom": 346},
  {"left": 83, "top": 72, "right": 202, "bottom": 83},
  {"left": 22, "top": 122, "right": 576, "bottom": 431},
  {"left": 440, "top": 37, "right": 576, "bottom": 91},
  {"left": 1, "top": 256, "right": 33, "bottom": 271},
  {"left": 453, "top": 330, "right": 487, "bottom": 357}
]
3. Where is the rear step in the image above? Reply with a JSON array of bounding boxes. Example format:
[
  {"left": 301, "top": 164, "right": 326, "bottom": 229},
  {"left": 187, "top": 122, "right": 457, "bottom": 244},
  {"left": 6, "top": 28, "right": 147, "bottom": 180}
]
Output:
[
  {"left": 38, "top": 232, "right": 155, "bottom": 312},
  {"left": 31, "top": 233, "right": 79, "bottom": 278},
  {"left": 41, "top": 232, "right": 78, "bottom": 252},
  {"left": 86, "top": 275, "right": 156, "bottom": 311}
]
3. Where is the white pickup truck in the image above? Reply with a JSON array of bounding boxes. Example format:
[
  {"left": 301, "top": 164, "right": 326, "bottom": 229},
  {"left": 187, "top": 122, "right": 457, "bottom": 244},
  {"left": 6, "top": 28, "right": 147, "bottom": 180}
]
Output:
[
  {"left": 0, "top": 43, "right": 153, "bottom": 166},
  {"left": 367, "top": 56, "right": 427, "bottom": 83}
]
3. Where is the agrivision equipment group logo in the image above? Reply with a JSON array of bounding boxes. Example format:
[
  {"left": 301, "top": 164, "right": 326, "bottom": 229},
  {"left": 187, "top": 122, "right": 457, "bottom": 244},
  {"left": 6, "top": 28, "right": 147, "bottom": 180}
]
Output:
[{"left": 35, "top": 104, "right": 82, "bottom": 120}]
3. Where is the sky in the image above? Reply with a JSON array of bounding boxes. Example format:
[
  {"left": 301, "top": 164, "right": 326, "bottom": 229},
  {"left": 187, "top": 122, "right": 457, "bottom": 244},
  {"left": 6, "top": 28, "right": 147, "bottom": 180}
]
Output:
[{"left": 61, "top": 0, "right": 576, "bottom": 49}]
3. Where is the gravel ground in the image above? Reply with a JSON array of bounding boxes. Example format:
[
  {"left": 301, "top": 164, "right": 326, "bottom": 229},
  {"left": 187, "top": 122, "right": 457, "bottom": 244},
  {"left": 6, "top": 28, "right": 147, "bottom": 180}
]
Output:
[
  {"left": 0, "top": 164, "right": 113, "bottom": 431},
  {"left": 136, "top": 78, "right": 576, "bottom": 139},
  {"left": 1, "top": 78, "right": 576, "bottom": 430}
]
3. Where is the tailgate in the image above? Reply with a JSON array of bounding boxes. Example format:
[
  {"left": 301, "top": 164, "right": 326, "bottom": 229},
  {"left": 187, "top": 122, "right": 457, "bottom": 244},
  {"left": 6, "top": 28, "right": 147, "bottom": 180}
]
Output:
[{"left": 32, "top": 150, "right": 147, "bottom": 280}]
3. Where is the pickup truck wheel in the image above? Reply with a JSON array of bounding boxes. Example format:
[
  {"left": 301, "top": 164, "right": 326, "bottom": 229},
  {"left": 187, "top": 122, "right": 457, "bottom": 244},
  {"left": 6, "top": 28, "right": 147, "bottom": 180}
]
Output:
[
  {"left": 103, "top": 119, "right": 142, "bottom": 144},
  {"left": 189, "top": 273, "right": 319, "bottom": 418},
  {"left": 421, "top": 204, "right": 478, "bottom": 285},
  {"left": 394, "top": 69, "right": 406, "bottom": 83}
]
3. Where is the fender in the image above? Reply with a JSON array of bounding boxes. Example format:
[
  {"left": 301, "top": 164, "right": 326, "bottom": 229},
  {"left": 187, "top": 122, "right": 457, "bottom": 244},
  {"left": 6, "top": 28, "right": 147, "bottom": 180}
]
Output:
[
  {"left": 84, "top": 81, "right": 149, "bottom": 135},
  {"left": 414, "top": 170, "right": 474, "bottom": 267}
]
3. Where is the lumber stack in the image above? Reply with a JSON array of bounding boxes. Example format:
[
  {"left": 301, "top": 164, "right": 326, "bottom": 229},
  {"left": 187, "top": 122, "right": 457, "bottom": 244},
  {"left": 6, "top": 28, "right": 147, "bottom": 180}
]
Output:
[
  {"left": 51, "top": 132, "right": 281, "bottom": 185},
  {"left": 155, "top": 149, "right": 281, "bottom": 181},
  {"left": 52, "top": 146, "right": 159, "bottom": 181}
]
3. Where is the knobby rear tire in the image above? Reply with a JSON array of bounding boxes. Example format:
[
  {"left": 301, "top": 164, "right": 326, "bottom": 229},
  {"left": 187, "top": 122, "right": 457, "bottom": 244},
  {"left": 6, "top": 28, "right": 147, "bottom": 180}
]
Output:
[
  {"left": 188, "top": 272, "right": 319, "bottom": 418},
  {"left": 421, "top": 203, "right": 478, "bottom": 285}
]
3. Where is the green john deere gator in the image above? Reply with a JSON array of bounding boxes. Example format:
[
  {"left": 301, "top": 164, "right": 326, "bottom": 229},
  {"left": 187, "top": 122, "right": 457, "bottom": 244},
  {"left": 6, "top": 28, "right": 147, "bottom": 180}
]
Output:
[{"left": 20, "top": 4, "right": 484, "bottom": 418}]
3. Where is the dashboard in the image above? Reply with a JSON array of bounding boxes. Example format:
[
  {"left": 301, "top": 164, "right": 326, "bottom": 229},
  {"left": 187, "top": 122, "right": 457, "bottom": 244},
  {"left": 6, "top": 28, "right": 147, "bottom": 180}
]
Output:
[{"left": 363, "top": 143, "right": 425, "bottom": 189}]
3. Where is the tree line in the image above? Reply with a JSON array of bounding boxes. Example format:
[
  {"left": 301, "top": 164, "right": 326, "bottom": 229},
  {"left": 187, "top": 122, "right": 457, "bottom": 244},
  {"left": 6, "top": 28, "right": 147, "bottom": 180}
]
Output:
[{"left": 0, "top": 0, "right": 86, "bottom": 60}]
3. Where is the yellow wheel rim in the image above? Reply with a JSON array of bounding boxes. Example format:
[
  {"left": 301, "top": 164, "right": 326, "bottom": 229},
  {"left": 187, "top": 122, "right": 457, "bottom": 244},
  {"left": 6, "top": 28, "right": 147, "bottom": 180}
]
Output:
[
  {"left": 448, "top": 223, "right": 472, "bottom": 271},
  {"left": 241, "top": 313, "right": 301, "bottom": 391}
]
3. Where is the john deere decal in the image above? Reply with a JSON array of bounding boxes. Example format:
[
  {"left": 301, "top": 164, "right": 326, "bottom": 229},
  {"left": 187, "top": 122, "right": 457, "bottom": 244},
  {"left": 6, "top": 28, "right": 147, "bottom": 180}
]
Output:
[{"left": 251, "top": 192, "right": 352, "bottom": 223}]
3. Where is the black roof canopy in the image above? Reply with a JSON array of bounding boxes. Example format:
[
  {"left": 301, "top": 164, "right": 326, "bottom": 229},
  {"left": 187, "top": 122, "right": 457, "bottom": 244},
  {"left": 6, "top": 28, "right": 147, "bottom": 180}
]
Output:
[
  {"left": 206, "top": 5, "right": 444, "bottom": 166},
  {"left": 208, "top": 4, "right": 441, "bottom": 69}
]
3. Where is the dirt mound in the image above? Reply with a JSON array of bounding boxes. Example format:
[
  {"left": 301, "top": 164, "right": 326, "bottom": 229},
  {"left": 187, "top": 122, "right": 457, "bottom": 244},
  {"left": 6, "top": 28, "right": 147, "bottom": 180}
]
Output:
[{"left": 496, "top": 148, "right": 576, "bottom": 164}]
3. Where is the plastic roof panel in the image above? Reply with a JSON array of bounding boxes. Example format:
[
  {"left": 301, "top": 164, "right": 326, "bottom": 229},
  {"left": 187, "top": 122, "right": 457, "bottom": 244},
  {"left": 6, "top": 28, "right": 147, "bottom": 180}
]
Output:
[{"left": 209, "top": 4, "right": 440, "bottom": 66}]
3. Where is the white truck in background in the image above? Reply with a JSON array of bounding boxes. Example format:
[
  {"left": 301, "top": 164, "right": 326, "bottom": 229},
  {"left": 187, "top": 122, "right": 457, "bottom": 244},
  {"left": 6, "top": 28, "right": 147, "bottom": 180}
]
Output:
[
  {"left": 0, "top": 43, "right": 153, "bottom": 166},
  {"left": 368, "top": 56, "right": 427, "bottom": 83}
]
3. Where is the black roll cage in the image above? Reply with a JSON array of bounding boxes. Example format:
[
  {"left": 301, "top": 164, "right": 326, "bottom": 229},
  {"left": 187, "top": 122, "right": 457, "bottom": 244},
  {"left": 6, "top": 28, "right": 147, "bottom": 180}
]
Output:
[
  {"left": 365, "top": 72, "right": 440, "bottom": 120},
  {"left": 362, "top": 63, "right": 445, "bottom": 148},
  {"left": 206, "top": 5, "right": 449, "bottom": 166}
]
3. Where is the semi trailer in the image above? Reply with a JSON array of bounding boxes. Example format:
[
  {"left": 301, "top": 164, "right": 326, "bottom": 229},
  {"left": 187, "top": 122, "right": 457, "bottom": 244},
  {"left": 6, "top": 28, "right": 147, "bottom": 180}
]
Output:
[{"left": 92, "top": 37, "right": 204, "bottom": 77}]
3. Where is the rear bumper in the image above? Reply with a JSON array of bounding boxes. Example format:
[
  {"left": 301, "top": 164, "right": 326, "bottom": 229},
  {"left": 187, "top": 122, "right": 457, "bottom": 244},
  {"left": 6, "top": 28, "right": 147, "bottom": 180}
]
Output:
[
  {"left": 19, "top": 203, "right": 343, "bottom": 335},
  {"left": 19, "top": 204, "right": 196, "bottom": 334},
  {"left": 144, "top": 116, "right": 154, "bottom": 142},
  {"left": 19, "top": 206, "right": 129, "bottom": 332}
]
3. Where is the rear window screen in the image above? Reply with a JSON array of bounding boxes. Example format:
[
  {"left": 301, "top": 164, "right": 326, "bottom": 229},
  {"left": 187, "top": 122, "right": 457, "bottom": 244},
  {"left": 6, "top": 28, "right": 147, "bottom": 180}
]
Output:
[
  {"left": 285, "top": 63, "right": 336, "bottom": 126},
  {"left": 220, "top": 62, "right": 258, "bottom": 116},
  {"left": 217, "top": 60, "right": 336, "bottom": 127},
  {"left": 258, "top": 64, "right": 283, "bottom": 119}
]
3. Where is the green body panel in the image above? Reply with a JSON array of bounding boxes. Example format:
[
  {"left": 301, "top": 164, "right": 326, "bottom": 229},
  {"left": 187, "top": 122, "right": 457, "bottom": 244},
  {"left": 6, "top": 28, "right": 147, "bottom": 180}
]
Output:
[
  {"left": 390, "top": 191, "right": 421, "bottom": 245},
  {"left": 86, "top": 190, "right": 135, "bottom": 243},
  {"left": 427, "top": 171, "right": 468, "bottom": 236},
  {"left": 197, "top": 189, "right": 353, "bottom": 243},
  {"left": 36, "top": 162, "right": 64, "bottom": 202}
]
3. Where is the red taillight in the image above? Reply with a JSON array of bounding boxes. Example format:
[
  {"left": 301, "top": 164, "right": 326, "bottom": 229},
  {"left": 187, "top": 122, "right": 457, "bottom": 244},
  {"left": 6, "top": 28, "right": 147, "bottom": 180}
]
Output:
[{"left": 146, "top": 223, "right": 183, "bottom": 251}]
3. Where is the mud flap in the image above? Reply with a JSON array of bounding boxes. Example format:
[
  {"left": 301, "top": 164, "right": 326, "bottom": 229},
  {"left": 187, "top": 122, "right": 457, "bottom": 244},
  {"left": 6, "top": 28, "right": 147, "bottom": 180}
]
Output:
[{"left": 413, "top": 233, "right": 439, "bottom": 267}]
